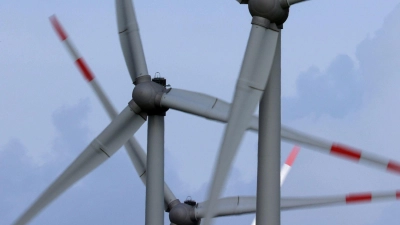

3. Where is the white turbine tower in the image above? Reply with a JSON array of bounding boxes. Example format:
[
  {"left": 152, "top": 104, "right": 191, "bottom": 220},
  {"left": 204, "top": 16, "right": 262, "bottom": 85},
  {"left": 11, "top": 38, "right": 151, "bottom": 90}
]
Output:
[{"left": 11, "top": 1, "right": 400, "bottom": 225}]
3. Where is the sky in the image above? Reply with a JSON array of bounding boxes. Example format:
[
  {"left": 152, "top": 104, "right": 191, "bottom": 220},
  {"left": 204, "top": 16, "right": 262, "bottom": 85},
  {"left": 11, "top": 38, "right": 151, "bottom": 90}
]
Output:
[{"left": 1, "top": 0, "right": 400, "bottom": 225}]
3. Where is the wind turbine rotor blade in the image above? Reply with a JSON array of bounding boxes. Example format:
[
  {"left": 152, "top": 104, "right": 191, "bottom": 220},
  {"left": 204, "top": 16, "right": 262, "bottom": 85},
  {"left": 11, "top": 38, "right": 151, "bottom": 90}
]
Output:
[
  {"left": 203, "top": 23, "right": 280, "bottom": 225},
  {"left": 49, "top": 15, "right": 116, "bottom": 119},
  {"left": 280, "top": 146, "right": 300, "bottom": 185},
  {"left": 161, "top": 88, "right": 400, "bottom": 176},
  {"left": 160, "top": 88, "right": 260, "bottom": 128},
  {"left": 195, "top": 190, "right": 400, "bottom": 218},
  {"left": 50, "top": 15, "right": 177, "bottom": 209},
  {"left": 165, "top": 88, "right": 398, "bottom": 176},
  {"left": 161, "top": 88, "right": 229, "bottom": 120},
  {"left": 161, "top": 88, "right": 260, "bottom": 130},
  {"left": 116, "top": 0, "right": 148, "bottom": 82},
  {"left": 162, "top": 87, "right": 400, "bottom": 178},
  {"left": 196, "top": 196, "right": 257, "bottom": 218},
  {"left": 281, "top": 126, "right": 400, "bottom": 175},
  {"left": 12, "top": 106, "right": 145, "bottom": 225},
  {"left": 281, "top": 190, "right": 400, "bottom": 210}
]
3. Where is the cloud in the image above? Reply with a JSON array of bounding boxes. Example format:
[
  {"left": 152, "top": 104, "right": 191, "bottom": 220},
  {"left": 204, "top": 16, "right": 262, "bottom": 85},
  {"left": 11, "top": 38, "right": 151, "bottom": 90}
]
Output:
[
  {"left": 283, "top": 4, "right": 400, "bottom": 124},
  {"left": 280, "top": 3, "right": 400, "bottom": 225},
  {"left": 0, "top": 139, "right": 34, "bottom": 220},
  {"left": 51, "top": 98, "right": 91, "bottom": 158},
  {"left": 356, "top": 4, "right": 400, "bottom": 99},
  {"left": 282, "top": 54, "right": 362, "bottom": 121},
  {"left": 1, "top": 99, "right": 93, "bottom": 225}
]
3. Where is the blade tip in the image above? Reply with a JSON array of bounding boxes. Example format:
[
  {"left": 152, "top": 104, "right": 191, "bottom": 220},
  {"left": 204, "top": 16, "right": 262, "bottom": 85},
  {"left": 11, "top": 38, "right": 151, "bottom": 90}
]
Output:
[
  {"left": 285, "top": 146, "right": 300, "bottom": 166},
  {"left": 49, "top": 14, "right": 67, "bottom": 41}
]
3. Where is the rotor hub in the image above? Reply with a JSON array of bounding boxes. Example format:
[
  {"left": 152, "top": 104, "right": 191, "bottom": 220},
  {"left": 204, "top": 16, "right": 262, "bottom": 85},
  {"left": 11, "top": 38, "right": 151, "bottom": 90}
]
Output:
[
  {"left": 131, "top": 75, "right": 169, "bottom": 116},
  {"left": 169, "top": 201, "right": 200, "bottom": 225}
]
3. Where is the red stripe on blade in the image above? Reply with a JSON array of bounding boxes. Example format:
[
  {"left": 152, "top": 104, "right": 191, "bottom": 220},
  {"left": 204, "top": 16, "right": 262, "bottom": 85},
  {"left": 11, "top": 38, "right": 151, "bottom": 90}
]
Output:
[
  {"left": 49, "top": 15, "right": 67, "bottom": 41},
  {"left": 75, "top": 58, "right": 94, "bottom": 82},
  {"left": 396, "top": 191, "right": 400, "bottom": 199},
  {"left": 285, "top": 146, "right": 300, "bottom": 166},
  {"left": 387, "top": 161, "right": 400, "bottom": 174},
  {"left": 346, "top": 193, "right": 372, "bottom": 203},
  {"left": 330, "top": 144, "right": 361, "bottom": 161}
]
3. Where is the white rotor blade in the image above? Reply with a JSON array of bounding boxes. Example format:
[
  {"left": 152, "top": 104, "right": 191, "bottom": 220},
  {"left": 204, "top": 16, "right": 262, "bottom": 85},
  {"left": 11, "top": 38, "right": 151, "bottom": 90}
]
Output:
[
  {"left": 116, "top": 0, "right": 148, "bottom": 82},
  {"left": 251, "top": 146, "right": 300, "bottom": 225},
  {"left": 281, "top": 126, "right": 400, "bottom": 175},
  {"left": 196, "top": 196, "right": 257, "bottom": 218},
  {"left": 282, "top": 190, "right": 400, "bottom": 210},
  {"left": 203, "top": 24, "right": 280, "bottom": 225},
  {"left": 12, "top": 106, "right": 145, "bottom": 225},
  {"left": 161, "top": 89, "right": 400, "bottom": 176},
  {"left": 49, "top": 15, "right": 177, "bottom": 209},
  {"left": 160, "top": 88, "right": 259, "bottom": 130},
  {"left": 280, "top": 146, "right": 300, "bottom": 185},
  {"left": 194, "top": 190, "right": 400, "bottom": 218},
  {"left": 50, "top": 14, "right": 117, "bottom": 119}
]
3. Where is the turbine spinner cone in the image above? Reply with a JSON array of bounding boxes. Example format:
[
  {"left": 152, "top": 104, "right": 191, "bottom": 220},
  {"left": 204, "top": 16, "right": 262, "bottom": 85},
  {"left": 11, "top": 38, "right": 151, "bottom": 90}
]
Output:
[{"left": 132, "top": 75, "right": 169, "bottom": 116}]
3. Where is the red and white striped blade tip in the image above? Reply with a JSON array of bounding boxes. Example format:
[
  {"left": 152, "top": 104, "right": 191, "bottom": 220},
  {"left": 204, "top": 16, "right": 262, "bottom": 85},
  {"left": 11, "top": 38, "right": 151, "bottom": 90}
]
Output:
[
  {"left": 285, "top": 146, "right": 300, "bottom": 166},
  {"left": 49, "top": 15, "right": 95, "bottom": 82},
  {"left": 49, "top": 15, "right": 67, "bottom": 41},
  {"left": 329, "top": 143, "right": 400, "bottom": 175}
]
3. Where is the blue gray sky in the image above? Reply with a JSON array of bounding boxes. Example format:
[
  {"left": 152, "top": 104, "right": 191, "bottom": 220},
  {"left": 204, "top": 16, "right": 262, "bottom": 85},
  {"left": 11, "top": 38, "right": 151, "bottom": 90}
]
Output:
[{"left": 2, "top": 0, "right": 400, "bottom": 224}]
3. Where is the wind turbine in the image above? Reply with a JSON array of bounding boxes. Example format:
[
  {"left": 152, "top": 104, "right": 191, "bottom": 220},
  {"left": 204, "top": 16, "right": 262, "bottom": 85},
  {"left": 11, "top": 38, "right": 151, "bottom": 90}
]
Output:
[{"left": 11, "top": 0, "right": 400, "bottom": 225}]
